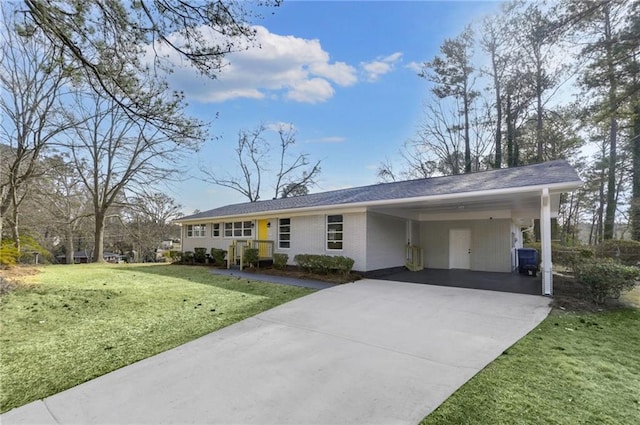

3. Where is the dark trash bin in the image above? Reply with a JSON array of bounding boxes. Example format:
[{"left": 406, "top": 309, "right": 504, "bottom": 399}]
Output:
[
  {"left": 517, "top": 248, "right": 539, "bottom": 275},
  {"left": 523, "top": 264, "right": 537, "bottom": 277}
]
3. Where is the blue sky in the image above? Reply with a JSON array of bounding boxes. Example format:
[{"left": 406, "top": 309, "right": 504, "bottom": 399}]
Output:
[{"left": 165, "top": 1, "right": 503, "bottom": 214}]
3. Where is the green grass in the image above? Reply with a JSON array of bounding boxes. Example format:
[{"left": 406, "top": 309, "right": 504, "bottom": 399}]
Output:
[
  {"left": 0, "top": 263, "right": 314, "bottom": 412},
  {"left": 420, "top": 308, "right": 640, "bottom": 425}
]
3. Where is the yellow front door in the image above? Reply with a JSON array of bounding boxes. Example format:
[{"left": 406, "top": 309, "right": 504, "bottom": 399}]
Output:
[{"left": 257, "top": 219, "right": 269, "bottom": 257}]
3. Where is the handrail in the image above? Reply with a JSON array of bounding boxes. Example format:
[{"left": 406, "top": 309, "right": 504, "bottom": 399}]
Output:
[
  {"left": 406, "top": 245, "right": 424, "bottom": 272},
  {"left": 227, "top": 239, "right": 275, "bottom": 270}
]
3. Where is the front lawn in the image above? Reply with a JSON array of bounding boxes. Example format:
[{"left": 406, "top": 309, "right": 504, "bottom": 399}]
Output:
[
  {"left": 0, "top": 263, "right": 314, "bottom": 413},
  {"left": 421, "top": 301, "right": 640, "bottom": 424}
]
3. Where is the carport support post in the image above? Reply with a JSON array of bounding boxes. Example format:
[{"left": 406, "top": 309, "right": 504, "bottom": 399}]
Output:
[{"left": 540, "top": 188, "right": 553, "bottom": 296}]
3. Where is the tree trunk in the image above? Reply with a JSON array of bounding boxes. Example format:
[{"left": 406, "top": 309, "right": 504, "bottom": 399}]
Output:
[
  {"left": 597, "top": 164, "right": 606, "bottom": 243},
  {"left": 631, "top": 104, "right": 640, "bottom": 241},
  {"left": 10, "top": 193, "right": 20, "bottom": 252},
  {"left": 493, "top": 73, "right": 502, "bottom": 169},
  {"left": 536, "top": 61, "right": 544, "bottom": 162},
  {"left": 603, "top": 5, "right": 618, "bottom": 240},
  {"left": 464, "top": 92, "right": 472, "bottom": 173},
  {"left": 506, "top": 95, "right": 514, "bottom": 167},
  {"left": 94, "top": 210, "right": 106, "bottom": 263},
  {"left": 66, "top": 227, "right": 74, "bottom": 264}
]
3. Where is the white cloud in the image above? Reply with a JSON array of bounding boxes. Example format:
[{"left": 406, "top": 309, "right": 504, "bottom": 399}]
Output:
[
  {"left": 146, "top": 25, "right": 357, "bottom": 104},
  {"left": 265, "top": 121, "right": 295, "bottom": 132},
  {"left": 286, "top": 78, "right": 335, "bottom": 103},
  {"left": 360, "top": 52, "right": 403, "bottom": 82},
  {"left": 405, "top": 61, "right": 423, "bottom": 73},
  {"left": 305, "top": 136, "right": 346, "bottom": 144}
]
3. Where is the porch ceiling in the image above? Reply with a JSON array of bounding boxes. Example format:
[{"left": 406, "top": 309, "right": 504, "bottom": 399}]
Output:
[{"left": 368, "top": 190, "right": 556, "bottom": 220}]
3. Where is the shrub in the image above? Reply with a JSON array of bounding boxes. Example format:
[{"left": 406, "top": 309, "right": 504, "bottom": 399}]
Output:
[
  {"left": 193, "top": 247, "right": 207, "bottom": 264},
  {"left": 524, "top": 242, "right": 593, "bottom": 268},
  {"left": 333, "top": 256, "right": 355, "bottom": 276},
  {"left": 294, "top": 254, "right": 322, "bottom": 273},
  {"left": 168, "top": 250, "right": 182, "bottom": 263},
  {"left": 595, "top": 240, "right": 640, "bottom": 266},
  {"left": 293, "top": 254, "right": 355, "bottom": 276},
  {"left": 273, "top": 253, "right": 288, "bottom": 270},
  {"left": 182, "top": 251, "right": 194, "bottom": 264},
  {"left": 210, "top": 248, "right": 227, "bottom": 266},
  {"left": 243, "top": 248, "right": 259, "bottom": 268},
  {"left": 0, "top": 242, "right": 19, "bottom": 267},
  {"left": 573, "top": 258, "right": 640, "bottom": 305}
]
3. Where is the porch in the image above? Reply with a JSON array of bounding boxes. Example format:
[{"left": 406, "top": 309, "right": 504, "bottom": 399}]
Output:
[
  {"left": 367, "top": 268, "right": 542, "bottom": 296},
  {"left": 226, "top": 239, "right": 275, "bottom": 270}
]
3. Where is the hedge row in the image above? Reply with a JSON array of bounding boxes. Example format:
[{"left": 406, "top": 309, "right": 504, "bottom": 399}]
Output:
[
  {"left": 293, "top": 254, "right": 355, "bottom": 276},
  {"left": 173, "top": 248, "right": 227, "bottom": 266},
  {"left": 525, "top": 239, "right": 640, "bottom": 267}
]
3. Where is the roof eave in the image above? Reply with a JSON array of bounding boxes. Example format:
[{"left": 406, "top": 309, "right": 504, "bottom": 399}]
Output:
[{"left": 174, "top": 180, "right": 583, "bottom": 224}]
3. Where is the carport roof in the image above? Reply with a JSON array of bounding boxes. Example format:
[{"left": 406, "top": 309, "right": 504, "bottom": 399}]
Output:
[{"left": 177, "top": 160, "right": 581, "bottom": 222}]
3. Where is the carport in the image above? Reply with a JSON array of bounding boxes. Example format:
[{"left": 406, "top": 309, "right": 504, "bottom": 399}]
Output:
[{"left": 369, "top": 268, "right": 541, "bottom": 295}]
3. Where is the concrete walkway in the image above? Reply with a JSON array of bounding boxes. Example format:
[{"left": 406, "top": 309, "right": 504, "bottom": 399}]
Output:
[{"left": 2, "top": 280, "right": 551, "bottom": 425}]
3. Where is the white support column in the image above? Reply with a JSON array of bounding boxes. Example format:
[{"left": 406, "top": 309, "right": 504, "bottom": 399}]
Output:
[{"left": 540, "top": 188, "right": 553, "bottom": 296}]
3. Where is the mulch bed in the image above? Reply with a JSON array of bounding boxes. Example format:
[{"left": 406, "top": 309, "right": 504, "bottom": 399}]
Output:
[
  {"left": 236, "top": 265, "right": 362, "bottom": 285},
  {"left": 550, "top": 274, "right": 629, "bottom": 313},
  {"left": 0, "top": 266, "right": 40, "bottom": 295}
]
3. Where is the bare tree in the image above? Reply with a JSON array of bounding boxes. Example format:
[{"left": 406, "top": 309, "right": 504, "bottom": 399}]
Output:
[
  {"left": 0, "top": 7, "right": 73, "bottom": 251},
  {"left": 37, "top": 155, "right": 93, "bottom": 263},
  {"left": 273, "top": 125, "right": 321, "bottom": 199},
  {"left": 64, "top": 87, "right": 201, "bottom": 262},
  {"left": 124, "top": 191, "right": 183, "bottom": 262},
  {"left": 379, "top": 95, "right": 493, "bottom": 181},
  {"left": 201, "top": 124, "right": 321, "bottom": 202}
]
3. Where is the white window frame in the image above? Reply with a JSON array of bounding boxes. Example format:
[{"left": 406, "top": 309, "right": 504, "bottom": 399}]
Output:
[
  {"left": 212, "top": 223, "right": 221, "bottom": 238},
  {"left": 278, "top": 218, "right": 291, "bottom": 249},
  {"left": 223, "top": 221, "right": 253, "bottom": 238},
  {"left": 186, "top": 224, "right": 207, "bottom": 238},
  {"left": 326, "top": 214, "right": 343, "bottom": 250}
]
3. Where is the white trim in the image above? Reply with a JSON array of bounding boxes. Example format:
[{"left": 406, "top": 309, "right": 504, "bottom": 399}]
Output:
[
  {"left": 211, "top": 223, "right": 221, "bottom": 238},
  {"left": 326, "top": 214, "right": 344, "bottom": 251},
  {"left": 223, "top": 220, "right": 253, "bottom": 239},
  {"left": 186, "top": 223, "right": 207, "bottom": 238},
  {"left": 540, "top": 188, "right": 553, "bottom": 295},
  {"left": 278, "top": 218, "right": 291, "bottom": 249},
  {"left": 420, "top": 209, "right": 512, "bottom": 221}
]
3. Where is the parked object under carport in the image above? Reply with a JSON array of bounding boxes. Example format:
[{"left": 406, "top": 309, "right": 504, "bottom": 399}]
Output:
[{"left": 517, "top": 248, "right": 539, "bottom": 277}]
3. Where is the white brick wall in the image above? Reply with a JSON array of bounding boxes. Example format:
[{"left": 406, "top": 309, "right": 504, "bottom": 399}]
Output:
[{"left": 365, "top": 212, "right": 406, "bottom": 271}]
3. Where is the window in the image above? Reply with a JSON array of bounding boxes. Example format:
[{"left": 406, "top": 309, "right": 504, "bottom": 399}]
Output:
[
  {"left": 327, "top": 215, "right": 343, "bottom": 250},
  {"left": 279, "top": 218, "right": 291, "bottom": 249},
  {"left": 224, "top": 221, "right": 253, "bottom": 238},
  {"left": 212, "top": 223, "right": 220, "bottom": 238},
  {"left": 186, "top": 224, "right": 206, "bottom": 238}
]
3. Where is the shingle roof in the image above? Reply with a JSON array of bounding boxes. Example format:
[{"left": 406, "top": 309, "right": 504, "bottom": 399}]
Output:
[{"left": 178, "top": 160, "right": 581, "bottom": 221}]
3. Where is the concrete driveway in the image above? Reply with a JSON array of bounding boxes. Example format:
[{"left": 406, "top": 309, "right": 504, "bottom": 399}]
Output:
[{"left": 2, "top": 279, "right": 550, "bottom": 425}]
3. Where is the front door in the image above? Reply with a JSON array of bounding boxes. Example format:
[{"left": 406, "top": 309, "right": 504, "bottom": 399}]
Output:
[
  {"left": 257, "top": 219, "right": 269, "bottom": 257},
  {"left": 449, "top": 229, "right": 471, "bottom": 269}
]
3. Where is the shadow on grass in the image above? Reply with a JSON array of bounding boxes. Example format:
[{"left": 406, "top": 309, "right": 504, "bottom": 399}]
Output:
[{"left": 122, "top": 263, "right": 315, "bottom": 297}]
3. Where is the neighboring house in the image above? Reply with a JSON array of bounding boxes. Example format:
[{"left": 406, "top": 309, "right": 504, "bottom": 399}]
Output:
[
  {"left": 56, "top": 251, "right": 123, "bottom": 264},
  {"left": 175, "top": 160, "right": 582, "bottom": 295}
]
